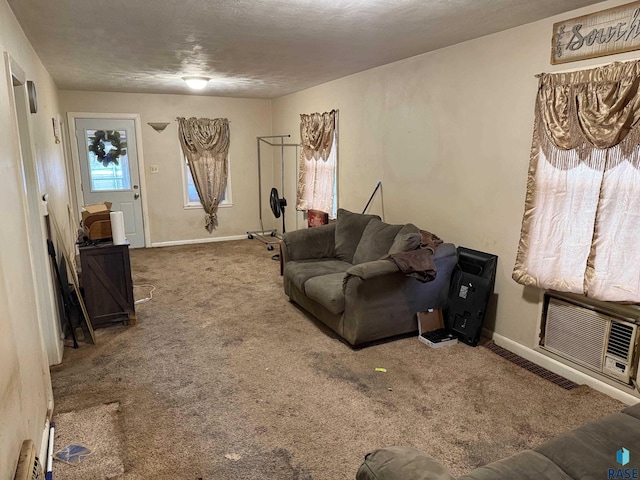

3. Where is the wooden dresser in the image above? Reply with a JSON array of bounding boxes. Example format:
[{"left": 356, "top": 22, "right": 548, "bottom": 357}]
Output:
[{"left": 79, "top": 242, "right": 136, "bottom": 328}]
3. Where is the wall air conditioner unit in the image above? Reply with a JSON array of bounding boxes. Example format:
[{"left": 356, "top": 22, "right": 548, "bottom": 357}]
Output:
[{"left": 540, "top": 291, "right": 640, "bottom": 385}]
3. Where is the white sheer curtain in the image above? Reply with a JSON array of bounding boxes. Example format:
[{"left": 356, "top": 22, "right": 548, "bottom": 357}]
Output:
[
  {"left": 587, "top": 146, "right": 640, "bottom": 300},
  {"left": 296, "top": 110, "right": 337, "bottom": 217},
  {"left": 517, "top": 143, "right": 603, "bottom": 294}
]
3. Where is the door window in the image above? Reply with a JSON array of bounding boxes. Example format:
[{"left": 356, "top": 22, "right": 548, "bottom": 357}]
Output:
[{"left": 85, "top": 129, "right": 131, "bottom": 191}]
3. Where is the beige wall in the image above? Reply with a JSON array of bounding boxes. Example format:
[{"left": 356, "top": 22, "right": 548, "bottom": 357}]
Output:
[
  {"left": 59, "top": 91, "right": 273, "bottom": 245},
  {"left": 272, "top": 0, "right": 640, "bottom": 349},
  {"left": 0, "top": 0, "right": 72, "bottom": 474}
]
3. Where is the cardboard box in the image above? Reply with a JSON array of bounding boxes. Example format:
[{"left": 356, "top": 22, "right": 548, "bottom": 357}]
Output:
[
  {"left": 82, "top": 202, "right": 112, "bottom": 240},
  {"left": 417, "top": 309, "right": 444, "bottom": 333},
  {"left": 81, "top": 202, "right": 112, "bottom": 223},
  {"left": 419, "top": 329, "right": 458, "bottom": 348},
  {"left": 417, "top": 309, "right": 458, "bottom": 348}
]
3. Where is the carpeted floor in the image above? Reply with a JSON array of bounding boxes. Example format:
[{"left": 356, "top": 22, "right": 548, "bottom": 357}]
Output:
[{"left": 51, "top": 239, "right": 623, "bottom": 479}]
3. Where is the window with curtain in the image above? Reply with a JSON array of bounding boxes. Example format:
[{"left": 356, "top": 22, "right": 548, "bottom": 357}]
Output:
[
  {"left": 177, "top": 117, "right": 230, "bottom": 232},
  {"left": 296, "top": 110, "right": 338, "bottom": 218},
  {"left": 513, "top": 60, "right": 640, "bottom": 302},
  {"left": 181, "top": 151, "right": 231, "bottom": 208}
]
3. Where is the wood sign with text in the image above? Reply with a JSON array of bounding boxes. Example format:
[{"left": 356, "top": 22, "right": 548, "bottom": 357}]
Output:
[{"left": 552, "top": 1, "right": 640, "bottom": 64}]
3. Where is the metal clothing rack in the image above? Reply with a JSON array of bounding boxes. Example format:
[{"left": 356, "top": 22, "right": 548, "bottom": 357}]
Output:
[{"left": 247, "top": 135, "right": 299, "bottom": 251}]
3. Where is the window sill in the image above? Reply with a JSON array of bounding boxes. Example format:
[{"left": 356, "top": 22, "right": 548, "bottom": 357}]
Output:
[{"left": 183, "top": 202, "right": 233, "bottom": 210}]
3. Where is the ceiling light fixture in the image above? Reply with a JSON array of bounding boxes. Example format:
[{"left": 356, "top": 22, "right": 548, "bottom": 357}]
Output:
[{"left": 182, "top": 76, "right": 210, "bottom": 90}]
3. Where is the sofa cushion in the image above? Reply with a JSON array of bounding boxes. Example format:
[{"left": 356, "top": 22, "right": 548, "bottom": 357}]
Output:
[
  {"left": 284, "top": 259, "right": 352, "bottom": 293},
  {"left": 282, "top": 223, "right": 336, "bottom": 261},
  {"left": 353, "top": 218, "right": 403, "bottom": 265},
  {"left": 388, "top": 223, "right": 421, "bottom": 255},
  {"left": 335, "top": 209, "right": 380, "bottom": 263},
  {"left": 535, "top": 411, "right": 640, "bottom": 479},
  {"left": 357, "top": 447, "right": 455, "bottom": 480},
  {"left": 459, "top": 451, "right": 572, "bottom": 480},
  {"left": 304, "top": 272, "right": 346, "bottom": 315}
]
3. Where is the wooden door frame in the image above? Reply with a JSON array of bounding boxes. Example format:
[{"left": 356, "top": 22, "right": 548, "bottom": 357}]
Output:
[
  {"left": 67, "top": 112, "right": 150, "bottom": 247},
  {"left": 4, "top": 53, "right": 57, "bottom": 460},
  {"left": 5, "top": 52, "right": 64, "bottom": 365}
]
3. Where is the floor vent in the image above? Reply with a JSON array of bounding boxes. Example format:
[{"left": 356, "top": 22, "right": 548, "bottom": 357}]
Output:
[{"left": 484, "top": 340, "right": 579, "bottom": 390}]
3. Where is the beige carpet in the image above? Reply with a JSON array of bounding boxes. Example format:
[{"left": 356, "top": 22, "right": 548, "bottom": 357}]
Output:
[
  {"left": 50, "top": 240, "right": 623, "bottom": 479},
  {"left": 52, "top": 402, "right": 124, "bottom": 478}
]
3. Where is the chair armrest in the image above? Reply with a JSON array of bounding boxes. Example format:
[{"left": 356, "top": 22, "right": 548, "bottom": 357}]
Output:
[
  {"left": 282, "top": 223, "right": 336, "bottom": 261},
  {"left": 357, "top": 447, "right": 456, "bottom": 480},
  {"left": 346, "top": 259, "right": 400, "bottom": 281}
]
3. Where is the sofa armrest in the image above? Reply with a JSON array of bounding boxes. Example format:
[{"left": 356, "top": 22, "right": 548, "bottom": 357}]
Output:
[
  {"left": 357, "top": 447, "right": 456, "bottom": 480},
  {"left": 346, "top": 259, "right": 399, "bottom": 281},
  {"left": 282, "top": 223, "right": 336, "bottom": 262},
  {"left": 340, "top": 244, "right": 457, "bottom": 345}
]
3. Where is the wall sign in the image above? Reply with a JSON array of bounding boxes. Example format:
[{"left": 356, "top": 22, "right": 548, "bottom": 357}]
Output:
[{"left": 552, "top": 1, "right": 640, "bottom": 64}]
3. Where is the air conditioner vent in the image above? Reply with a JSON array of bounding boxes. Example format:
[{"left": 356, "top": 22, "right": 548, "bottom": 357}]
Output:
[
  {"left": 544, "top": 298, "right": 607, "bottom": 369},
  {"left": 14, "top": 439, "right": 43, "bottom": 480},
  {"left": 607, "top": 321, "right": 634, "bottom": 361}
]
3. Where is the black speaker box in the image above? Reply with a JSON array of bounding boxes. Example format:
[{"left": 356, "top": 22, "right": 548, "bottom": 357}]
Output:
[{"left": 445, "top": 247, "right": 498, "bottom": 346}]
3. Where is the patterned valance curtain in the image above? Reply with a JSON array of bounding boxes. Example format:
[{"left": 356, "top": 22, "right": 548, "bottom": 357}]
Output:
[
  {"left": 178, "top": 117, "right": 230, "bottom": 232},
  {"left": 513, "top": 60, "right": 640, "bottom": 302},
  {"left": 296, "top": 110, "right": 337, "bottom": 216}
]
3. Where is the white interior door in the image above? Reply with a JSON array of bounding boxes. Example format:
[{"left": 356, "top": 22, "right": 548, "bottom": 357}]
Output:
[{"left": 75, "top": 118, "right": 145, "bottom": 248}]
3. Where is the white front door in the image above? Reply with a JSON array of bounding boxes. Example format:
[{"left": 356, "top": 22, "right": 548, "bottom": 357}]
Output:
[{"left": 75, "top": 118, "right": 145, "bottom": 248}]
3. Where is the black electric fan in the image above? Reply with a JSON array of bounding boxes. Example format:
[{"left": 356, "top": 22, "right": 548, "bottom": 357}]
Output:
[
  {"left": 269, "top": 187, "right": 287, "bottom": 261},
  {"left": 270, "top": 187, "right": 287, "bottom": 234}
]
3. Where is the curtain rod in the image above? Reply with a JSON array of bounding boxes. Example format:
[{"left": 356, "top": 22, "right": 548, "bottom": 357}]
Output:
[
  {"left": 175, "top": 117, "right": 231, "bottom": 122},
  {"left": 535, "top": 58, "right": 639, "bottom": 78},
  {"left": 304, "top": 109, "right": 338, "bottom": 114}
]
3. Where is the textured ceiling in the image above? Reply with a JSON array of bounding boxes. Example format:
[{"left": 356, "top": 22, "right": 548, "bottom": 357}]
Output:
[{"left": 9, "top": 0, "right": 604, "bottom": 99}]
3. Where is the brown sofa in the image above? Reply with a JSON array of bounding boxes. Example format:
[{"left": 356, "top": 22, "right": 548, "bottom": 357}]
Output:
[
  {"left": 281, "top": 209, "right": 457, "bottom": 346},
  {"left": 357, "top": 402, "right": 640, "bottom": 479}
]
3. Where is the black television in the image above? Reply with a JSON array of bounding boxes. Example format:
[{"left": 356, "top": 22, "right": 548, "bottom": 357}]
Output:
[
  {"left": 457, "top": 247, "right": 498, "bottom": 286},
  {"left": 444, "top": 247, "right": 498, "bottom": 346}
]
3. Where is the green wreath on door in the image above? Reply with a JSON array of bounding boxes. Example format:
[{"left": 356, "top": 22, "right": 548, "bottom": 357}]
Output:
[{"left": 89, "top": 130, "right": 127, "bottom": 167}]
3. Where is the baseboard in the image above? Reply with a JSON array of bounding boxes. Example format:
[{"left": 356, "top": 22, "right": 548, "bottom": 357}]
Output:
[
  {"left": 488, "top": 332, "right": 639, "bottom": 405},
  {"left": 150, "top": 234, "right": 248, "bottom": 248},
  {"left": 39, "top": 419, "right": 49, "bottom": 465},
  {"left": 39, "top": 406, "right": 53, "bottom": 465}
]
